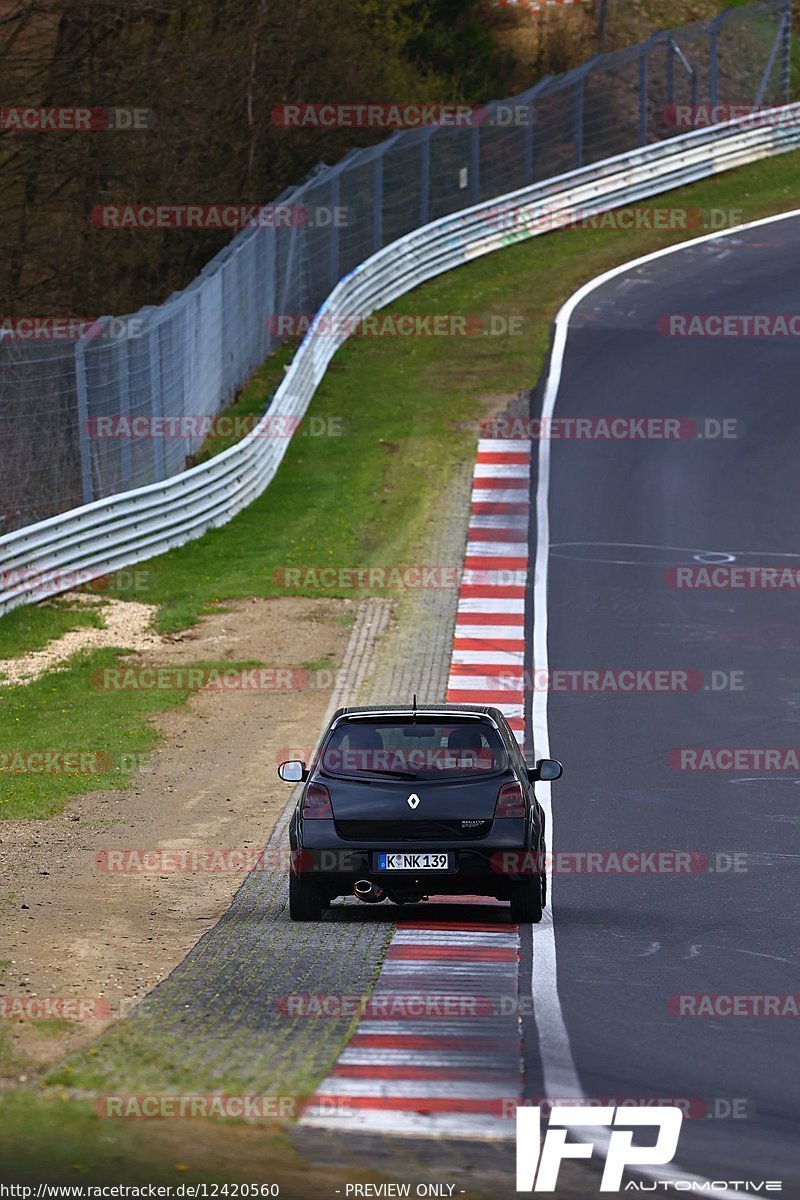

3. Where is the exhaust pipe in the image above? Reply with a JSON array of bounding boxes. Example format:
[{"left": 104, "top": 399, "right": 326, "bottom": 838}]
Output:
[{"left": 354, "top": 879, "right": 385, "bottom": 903}]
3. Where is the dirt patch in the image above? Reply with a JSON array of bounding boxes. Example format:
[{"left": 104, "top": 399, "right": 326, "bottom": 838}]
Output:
[
  {"left": 0, "top": 596, "right": 356, "bottom": 1080},
  {"left": 0, "top": 594, "right": 160, "bottom": 685}
]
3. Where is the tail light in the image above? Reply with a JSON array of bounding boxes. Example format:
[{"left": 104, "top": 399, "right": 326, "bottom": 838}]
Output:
[
  {"left": 494, "top": 781, "right": 525, "bottom": 818},
  {"left": 302, "top": 782, "right": 333, "bottom": 819}
]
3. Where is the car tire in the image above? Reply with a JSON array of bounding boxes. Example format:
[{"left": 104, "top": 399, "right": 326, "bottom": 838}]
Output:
[
  {"left": 289, "top": 872, "right": 326, "bottom": 921},
  {"left": 510, "top": 879, "right": 543, "bottom": 924}
]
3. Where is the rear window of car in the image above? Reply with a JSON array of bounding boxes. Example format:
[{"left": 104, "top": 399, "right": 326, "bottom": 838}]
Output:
[{"left": 318, "top": 719, "right": 507, "bottom": 780}]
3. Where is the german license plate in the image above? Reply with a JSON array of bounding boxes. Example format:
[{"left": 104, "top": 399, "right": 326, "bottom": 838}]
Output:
[{"left": 376, "top": 852, "right": 451, "bottom": 871}]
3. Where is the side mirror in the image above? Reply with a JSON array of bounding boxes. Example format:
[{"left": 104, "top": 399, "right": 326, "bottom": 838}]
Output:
[
  {"left": 534, "top": 758, "right": 563, "bottom": 782},
  {"left": 278, "top": 760, "right": 307, "bottom": 783}
]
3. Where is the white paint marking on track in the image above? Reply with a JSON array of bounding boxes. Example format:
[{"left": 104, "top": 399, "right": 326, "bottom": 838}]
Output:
[
  {"left": 473, "top": 462, "right": 531, "bottom": 478},
  {"left": 454, "top": 626, "right": 526, "bottom": 641},
  {"left": 470, "top": 488, "right": 529, "bottom": 505},
  {"left": 464, "top": 540, "right": 529, "bottom": 557},
  {"left": 458, "top": 598, "right": 526, "bottom": 613},
  {"left": 299, "top": 1110, "right": 515, "bottom": 1138},
  {"left": 311, "top": 1078, "right": 514, "bottom": 1098}
]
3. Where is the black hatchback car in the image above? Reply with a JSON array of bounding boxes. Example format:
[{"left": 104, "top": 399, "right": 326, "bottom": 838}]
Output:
[{"left": 278, "top": 703, "right": 562, "bottom": 922}]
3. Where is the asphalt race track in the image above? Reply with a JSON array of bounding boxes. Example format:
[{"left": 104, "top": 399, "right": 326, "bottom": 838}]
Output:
[{"left": 524, "top": 211, "right": 800, "bottom": 1189}]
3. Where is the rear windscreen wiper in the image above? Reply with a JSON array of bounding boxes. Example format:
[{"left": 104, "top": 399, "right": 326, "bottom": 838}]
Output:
[{"left": 361, "top": 768, "right": 420, "bottom": 779}]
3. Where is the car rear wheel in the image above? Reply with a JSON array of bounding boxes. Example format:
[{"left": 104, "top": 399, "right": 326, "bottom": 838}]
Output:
[
  {"left": 510, "top": 878, "right": 543, "bottom": 924},
  {"left": 289, "top": 872, "right": 326, "bottom": 921}
]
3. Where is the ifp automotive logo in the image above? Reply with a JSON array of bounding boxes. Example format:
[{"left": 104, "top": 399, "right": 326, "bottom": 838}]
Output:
[{"left": 516, "top": 1105, "right": 683, "bottom": 1192}]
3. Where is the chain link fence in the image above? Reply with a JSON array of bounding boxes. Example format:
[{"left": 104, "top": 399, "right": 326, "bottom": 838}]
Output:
[{"left": 0, "top": 0, "right": 791, "bottom": 535}]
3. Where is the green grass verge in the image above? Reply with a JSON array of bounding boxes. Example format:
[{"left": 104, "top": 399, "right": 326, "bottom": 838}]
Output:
[
  {"left": 0, "top": 1093, "right": 392, "bottom": 1191},
  {"left": 0, "top": 652, "right": 262, "bottom": 819},
  {"left": 0, "top": 599, "right": 103, "bottom": 663}
]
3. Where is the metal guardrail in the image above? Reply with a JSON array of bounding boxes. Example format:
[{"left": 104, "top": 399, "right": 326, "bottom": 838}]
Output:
[{"left": 1, "top": 104, "right": 799, "bottom": 615}]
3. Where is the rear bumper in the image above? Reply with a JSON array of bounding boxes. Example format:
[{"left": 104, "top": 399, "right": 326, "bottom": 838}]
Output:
[{"left": 284, "top": 825, "right": 542, "bottom": 892}]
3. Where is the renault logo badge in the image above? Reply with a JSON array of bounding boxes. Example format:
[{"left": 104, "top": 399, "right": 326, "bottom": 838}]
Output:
[{"left": 407, "top": 793, "right": 421, "bottom": 810}]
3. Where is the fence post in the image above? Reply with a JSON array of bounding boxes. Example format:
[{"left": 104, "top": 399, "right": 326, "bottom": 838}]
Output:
[
  {"left": 329, "top": 172, "right": 341, "bottom": 291},
  {"left": 117, "top": 337, "right": 132, "bottom": 493},
  {"left": 520, "top": 77, "right": 552, "bottom": 187},
  {"left": 74, "top": 325, "right": 102, "bottom": 507},
  {"left": 753, "top": 0, "right": 793, "bottom": 106},
  {"left": 639, "top": 47, "right": 648, "bottom": 144},
  {"left": 781, "top": 0, "right": 792, "bottom": 101},
  {"left": 709, "top": 13, "right": 721, "bottom": 106},
  {"left": 420, "top": 129, "right": 431, "bottom": 225},
  {"left": 596, "top": 0, "right": 608, "bottom": 50},
  {"left": 573, "top": 74, "right": 585, "bottom": 169},
  {"left": 148, "top": 326, "right": 165, "bottom": 482},
  {"left": 524, "top": 103, "right": 534, "bottom": 185},
  {"left": 373, "top": 154, "right": 383, "bottom": 252}
]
